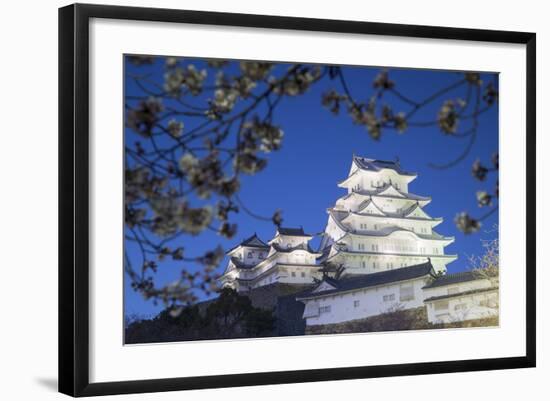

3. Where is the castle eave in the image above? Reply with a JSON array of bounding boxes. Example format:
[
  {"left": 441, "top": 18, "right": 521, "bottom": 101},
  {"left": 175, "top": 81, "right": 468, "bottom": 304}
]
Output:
[{"left": 326, "top": 249, "right": 458, "bottom": 262}]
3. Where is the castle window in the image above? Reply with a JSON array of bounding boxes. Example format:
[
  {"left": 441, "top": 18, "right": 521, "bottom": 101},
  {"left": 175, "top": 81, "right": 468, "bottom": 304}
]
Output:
[
  {"left": 247, "top": 252, "right": 253, "bottom": 258},
  {"left": 354, "top": 300, "right": 360, "bottom": 308},
  {"left": 319, "top": 305, "right": 331, "bottom": 314},
  {"left": 361, "top": 261, "right": 366, "bottom": 268},
  {"left": 434, "top": 300, "right": 449, "bottom": 311},
  {"left": 435, "top": 313, "right": 450, "bottom": 322},
  {"left": 399, "top": 285, "right": 415, "bottom": 301},
  {"left": 454, "top": 303, "right": 467, "bottom": 311},
  {"left": 301, "top": 272, "right": 306, "bottom": 278},
  {"left": 291, "top": 272, "right": 296, "bottom": 277},
  {"left": 383, "top": 294, "right": 395, "bottom": 302}
]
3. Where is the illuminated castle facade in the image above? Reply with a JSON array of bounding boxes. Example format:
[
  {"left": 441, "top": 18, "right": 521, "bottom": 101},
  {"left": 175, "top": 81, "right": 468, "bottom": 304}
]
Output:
[
  {"left": 220, "top": 156, "right": 498, "bottom": 325},
  {"left": 318, "top": 155, "right": 457, "bottom": 276}
]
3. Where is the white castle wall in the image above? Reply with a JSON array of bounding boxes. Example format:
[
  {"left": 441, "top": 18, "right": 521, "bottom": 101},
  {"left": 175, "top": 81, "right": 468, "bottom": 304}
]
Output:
[
  {"left": 271, "top": 234, "right": 309, "bottom": 249},
  {"left": 231, "top": 246, "right": 269, "bottom": 266},
  {"left": 423, "top": 278, "right": 499, "bottom": 324},
  {"left": 300, "top": 277, "right": 430, "bottom": 326},
  {"left": 344, "top": 168, "right": 412, "bottom": 194}
]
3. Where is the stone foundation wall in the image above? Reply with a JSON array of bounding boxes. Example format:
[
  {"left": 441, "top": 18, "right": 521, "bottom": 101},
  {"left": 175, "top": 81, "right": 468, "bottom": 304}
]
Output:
[
  {"left": 305, "top": 307, "right": 499, "bottom": 335},
  {"left": 246, "top": 283, "right": 312, "bottom": 310},
  {"left": 306, "top": 307, "right": 429, "bottom": 335}
]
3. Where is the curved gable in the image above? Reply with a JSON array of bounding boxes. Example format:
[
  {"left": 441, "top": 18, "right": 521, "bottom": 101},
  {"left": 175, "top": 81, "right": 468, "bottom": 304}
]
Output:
[
  {"left": 356, "top": 200, "right": 385, "bottom": 216},
  {"left": 385, "top": 228, "right": 419, "bottom": 240},
  {"left": 312, "top": 280, "right": 337, "bottom": 293},
  {"left": 405, "top": 204, "right": 431, "bottom": 219},
  {"left": 377, "top": 185, "right": 405, "bottom": 198}
]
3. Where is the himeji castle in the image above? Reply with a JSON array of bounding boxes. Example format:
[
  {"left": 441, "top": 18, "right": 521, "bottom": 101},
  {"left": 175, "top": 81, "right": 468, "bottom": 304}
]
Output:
[
  {"left": 220, "top": 155, "right": 498, "bottom": 326},
  {"left": 318, "top": 155, "right": 457, "bottom": 275}
]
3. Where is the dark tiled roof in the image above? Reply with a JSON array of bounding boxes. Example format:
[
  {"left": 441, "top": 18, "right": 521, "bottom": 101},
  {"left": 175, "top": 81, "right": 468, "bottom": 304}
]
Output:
[
  {"left": 354, "top": 156, "right": 417, "bottom": 177},
  {"left": 242, "top": 234, "right": 270, "bottom": 247},
  {"left": 320, "top": 275, "right": 340, "bottom": 287},
  {"left": 277, "top": 227, "right": 310, "bottom": 237},
  {"left": 423, "top": 270, "right": 487, "bottom": 289},
  {"left": 316, "top": 246, "right": 332, "bottom": 263},
  {"left": 297, "top": 261, "right": 434, "bottom": 299},
  {"left": 424, "top": 287, "right": 498, "bottom": 302},
  {"left": 226, "top": 233, "right": 269, "bottom": 254}
]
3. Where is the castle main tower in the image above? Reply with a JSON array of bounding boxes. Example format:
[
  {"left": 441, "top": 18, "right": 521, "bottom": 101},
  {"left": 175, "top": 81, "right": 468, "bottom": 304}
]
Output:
[{"left": 319, "top": 156, "right": 457, "bottom": 276}]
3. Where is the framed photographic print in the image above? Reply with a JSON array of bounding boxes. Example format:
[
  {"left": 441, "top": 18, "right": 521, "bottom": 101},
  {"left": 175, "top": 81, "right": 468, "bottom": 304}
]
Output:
[{"left": 58, "top": 3, "right": 536, "bottom": 397}]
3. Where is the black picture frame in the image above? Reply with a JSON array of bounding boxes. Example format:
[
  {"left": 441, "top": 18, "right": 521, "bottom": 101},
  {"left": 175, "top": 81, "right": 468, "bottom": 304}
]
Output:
[{"left": 59, "top": 3, "right": 536, "bottom": 397}]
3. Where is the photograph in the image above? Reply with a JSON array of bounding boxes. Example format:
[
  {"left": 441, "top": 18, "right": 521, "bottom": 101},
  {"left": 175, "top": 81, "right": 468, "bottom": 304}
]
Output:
[
  {"left": 0, "top": 0, "right": 542, "bottom": 399},
  {"left": 123, "top": 55, "right": 500, "bottom": 344}
]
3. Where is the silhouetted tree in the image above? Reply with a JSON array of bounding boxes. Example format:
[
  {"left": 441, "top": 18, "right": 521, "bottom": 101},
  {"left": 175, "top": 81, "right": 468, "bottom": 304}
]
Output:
[{"left": 125, "top": 288, "right": 275, "bottom": 343}]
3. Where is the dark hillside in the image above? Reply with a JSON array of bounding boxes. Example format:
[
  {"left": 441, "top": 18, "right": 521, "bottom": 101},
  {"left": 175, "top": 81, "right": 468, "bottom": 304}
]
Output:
[{"left": 125, "top": 284, "right": 312, "bottom": 343}]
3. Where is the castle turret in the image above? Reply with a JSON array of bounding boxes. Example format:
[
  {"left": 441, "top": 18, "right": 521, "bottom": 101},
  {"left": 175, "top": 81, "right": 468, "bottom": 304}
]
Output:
[{"left": 219, "top": 228, "right": 321, "bottom": 292}]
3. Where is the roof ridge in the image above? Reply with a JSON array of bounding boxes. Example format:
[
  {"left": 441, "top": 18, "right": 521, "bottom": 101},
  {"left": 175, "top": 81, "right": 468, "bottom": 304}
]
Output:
[
  {"left": 277, "top": 226, "right": 310, "bottom": 236},
  {"left": 242, "top": 233, "right": 269, "bottom": 246},
  {"left": 298, "top": 261, "right": 434, "bottom": 299},
  {"left": 441, "top": 269, "right": 479, "bottom": 277},
  {"left": 423, "top": 269, "right": 491, "bottom": 289},
  {"left": 340, "top": 261, "right": 432, "bottom": 282},
  {"left": 352, "top": 155, "right": 417, "bottom": 176},
  {"left": 402, "top": 202, "right": 420, "bottom": 215}
]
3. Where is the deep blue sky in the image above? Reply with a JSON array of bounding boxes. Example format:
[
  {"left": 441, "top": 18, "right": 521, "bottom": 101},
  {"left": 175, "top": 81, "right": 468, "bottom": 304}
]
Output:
[{"left": 124, "top": 57, "right": 499, "bottom": 318}]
